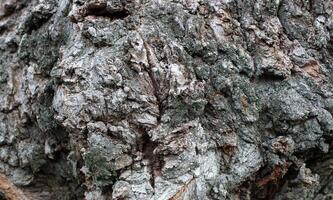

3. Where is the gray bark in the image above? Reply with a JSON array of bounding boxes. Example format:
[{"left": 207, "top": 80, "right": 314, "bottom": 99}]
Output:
[{"left": 0, "top": 0, "right": 333, "bottom": 199}]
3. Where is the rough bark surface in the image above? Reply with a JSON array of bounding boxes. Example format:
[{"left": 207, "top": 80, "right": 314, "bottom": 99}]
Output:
[{"left": 0, "top": 0, "right": 333, "bottom": 199}]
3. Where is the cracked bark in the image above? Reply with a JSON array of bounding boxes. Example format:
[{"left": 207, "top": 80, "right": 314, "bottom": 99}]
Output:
[{"left": 0, "top": 0, "right": 333, "bottom": 199}]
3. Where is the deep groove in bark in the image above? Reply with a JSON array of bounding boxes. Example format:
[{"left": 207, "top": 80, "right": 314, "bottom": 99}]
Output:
[{"left": 85, "top": 2, "right": 130, "bottom": 20}]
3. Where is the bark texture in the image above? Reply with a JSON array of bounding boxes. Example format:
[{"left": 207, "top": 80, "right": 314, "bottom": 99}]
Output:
[{"left": 0, "top": 0, "right": 333, "bottom": 199}]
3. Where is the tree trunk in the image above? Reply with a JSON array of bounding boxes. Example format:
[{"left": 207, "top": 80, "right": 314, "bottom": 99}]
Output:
[{"left": 0, "top": 0, "right": 332, "bottom": 199}]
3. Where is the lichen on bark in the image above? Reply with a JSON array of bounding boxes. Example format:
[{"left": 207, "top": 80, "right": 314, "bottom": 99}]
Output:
[{"left": 0, "top": 0, "right": 333, "bottom": 199}]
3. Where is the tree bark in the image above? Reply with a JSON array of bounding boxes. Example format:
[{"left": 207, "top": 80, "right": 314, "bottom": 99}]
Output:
[{"left": 0, "top": 0, "right": 333, "bottom": 199}]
